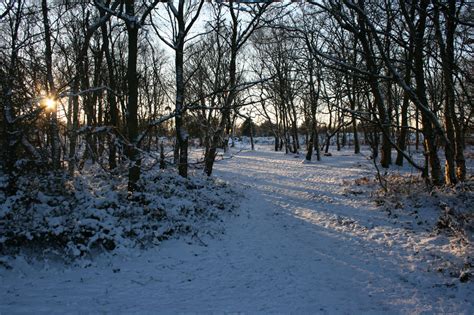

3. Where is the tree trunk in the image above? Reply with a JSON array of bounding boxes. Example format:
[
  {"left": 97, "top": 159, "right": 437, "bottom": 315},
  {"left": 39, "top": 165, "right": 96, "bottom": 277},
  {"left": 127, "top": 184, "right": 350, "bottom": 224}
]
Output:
[
  {"left": 2, "top": 1, "right": 22, "bottom": 195},
  {"left": 306, "top": 132, "right": 314, "bottom": 161},
  {"left": 175, "top": 39, "right": 188, "bottom": 178},
  {"left": 250, "top": 120, "right": 255, "bottom": 151},
  {"left": 204, "top": 4, "right": 238, "bottom": 176},
  {"left": 413, "top": 0, "right": 443, "bottom": 186},
  {"left": 434, "top": 1, "right": 463, "bottom": 184},
  {"left": 314, "top": 128, "right": 321, "bottom": 161},
  {"left": 415, "top": 107, "right": 420, "bottom": 151},
  {"left": 41, "top": 0, "right": 61, "bottom": 170},
  {"left": 100, "top": 14, "right": 118, "bottom": 170},
  {"left": 396, "top": 41, "right": 414, "bottom": 166},
  {"left": 356, "top": 2, "right": 391, "bottom": 168},
  {"left": 125, "top": 1, "right": 141, "bottom": 190}
]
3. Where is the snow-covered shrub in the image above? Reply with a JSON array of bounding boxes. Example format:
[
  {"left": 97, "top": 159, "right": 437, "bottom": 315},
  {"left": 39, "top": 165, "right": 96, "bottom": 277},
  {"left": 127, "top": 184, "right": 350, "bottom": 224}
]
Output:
[
  {"left": 346, "top": 173, "right": 473, "bottom": 282},
  {"left": 373, "top": 174, "right": 473, "bottom": 246},
  {"left": 0, "top": 166, "right": 237, "bottom": 261}
]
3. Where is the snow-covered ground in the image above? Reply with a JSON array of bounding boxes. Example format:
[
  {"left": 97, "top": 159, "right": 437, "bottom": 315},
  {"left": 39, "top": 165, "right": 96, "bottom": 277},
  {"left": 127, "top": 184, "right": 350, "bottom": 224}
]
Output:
[{"left": 1, "top": 147, "right": 472, "bottom": 313}]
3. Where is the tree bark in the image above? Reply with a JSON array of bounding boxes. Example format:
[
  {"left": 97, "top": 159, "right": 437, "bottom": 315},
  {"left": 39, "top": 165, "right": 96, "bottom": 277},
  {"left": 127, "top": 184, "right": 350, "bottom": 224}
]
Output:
[
  {"left": 413, "top": 0, "right": 443, "bottom": 186},
  {"left": 433, "top": 1, "right": 465, "bottom": 183},
  {"left": 175, "top": 7, "right": 189, "bottom": 178},
  {"left": 41, "top": 0, "right": 61, "bottom": 170},
  {"left": 125, "top": 0, "right": 141, "bottom": 190},
  {"left": 2, "top": 0, "right": 22, "bottom": 195},
  {"left": 396, "top": 36, "right": 414, "bottom": 166},
  {"left": 100, "top": 15, "right": 118, "bottom": 170},
  {"left": 356, "top": 0, "right": 391, "bottom": 168}
]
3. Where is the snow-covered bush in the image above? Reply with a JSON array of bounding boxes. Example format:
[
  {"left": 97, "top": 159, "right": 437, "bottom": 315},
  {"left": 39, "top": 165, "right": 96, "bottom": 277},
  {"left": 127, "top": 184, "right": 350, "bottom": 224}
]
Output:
[
  {"left": 346, "top": 173, "right": 473, "bottom": 282},
  {"left": 0, "top": 166, "right": 237, "bottom": 261}
]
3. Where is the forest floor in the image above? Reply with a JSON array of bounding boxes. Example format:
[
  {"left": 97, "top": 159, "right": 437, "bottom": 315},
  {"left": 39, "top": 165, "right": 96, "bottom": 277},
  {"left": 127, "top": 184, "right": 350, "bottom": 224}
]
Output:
[{"left": 1, "top": 146, "right": 473, "bottom": 313}]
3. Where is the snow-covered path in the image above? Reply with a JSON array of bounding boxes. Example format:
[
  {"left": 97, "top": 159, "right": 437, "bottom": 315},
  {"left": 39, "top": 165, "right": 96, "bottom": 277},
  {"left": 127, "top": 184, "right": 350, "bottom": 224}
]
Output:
[{"left": 1, "top": 148, "right": 472, "bottom": 313}]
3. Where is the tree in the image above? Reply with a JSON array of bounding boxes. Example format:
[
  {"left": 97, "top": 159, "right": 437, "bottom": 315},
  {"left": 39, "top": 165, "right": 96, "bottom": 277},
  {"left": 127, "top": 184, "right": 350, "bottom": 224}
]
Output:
[
  {"left": 432, "top": 0, "right": 466, "bottom": 183},
  {"left": 241, "top": 117, "right": 256, "bottom": 137},
  {"left": 203, "top": 0, "right": 271, "bottom": 176},
  {"left": 94, "top": 0, "right": 160, "bottom": 190},
  {"left": 41, "top": 0, "right": 61, "bottom": 170},
  {"left": 153, "top": 0, "right": 205, "bottom": 178}
]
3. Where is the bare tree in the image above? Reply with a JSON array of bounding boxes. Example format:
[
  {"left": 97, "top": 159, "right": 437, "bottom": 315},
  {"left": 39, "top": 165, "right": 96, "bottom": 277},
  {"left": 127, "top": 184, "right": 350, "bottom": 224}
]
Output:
[
  {"left": 151, "top": 0, "right": 205, "bottom": 178},
  {"left": 203, "top": 0, "right": 271, "bottom": 176},
  {"left": 41, "top": 0, "right": 61, "bottom": 170}
]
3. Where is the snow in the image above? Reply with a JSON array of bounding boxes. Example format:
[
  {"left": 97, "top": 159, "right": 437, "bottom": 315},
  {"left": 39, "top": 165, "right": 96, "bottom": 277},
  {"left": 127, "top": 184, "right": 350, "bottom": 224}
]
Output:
[
  {"left": 1, "top": 146, "right": 472, "bottom": 313},
  {"left": 0, "top": 163, "right": 237, "bottom": 260}
]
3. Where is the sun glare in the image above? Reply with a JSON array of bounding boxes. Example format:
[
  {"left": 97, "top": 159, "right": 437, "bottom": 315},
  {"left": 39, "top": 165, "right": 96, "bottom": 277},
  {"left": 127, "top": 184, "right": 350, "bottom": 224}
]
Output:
[{"left": 43, "top": 97, "right": 57, "bottom": 111}]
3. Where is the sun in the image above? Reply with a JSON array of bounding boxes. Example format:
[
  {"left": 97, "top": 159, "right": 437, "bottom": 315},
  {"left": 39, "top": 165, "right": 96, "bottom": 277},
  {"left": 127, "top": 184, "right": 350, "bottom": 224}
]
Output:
[{"left": 43, "top": 97, "right": 57, "bottom": 111}]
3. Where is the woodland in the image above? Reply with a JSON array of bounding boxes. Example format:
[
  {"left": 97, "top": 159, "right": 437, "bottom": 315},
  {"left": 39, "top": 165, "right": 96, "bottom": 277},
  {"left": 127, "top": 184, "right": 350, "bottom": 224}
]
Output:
[
  {"left": 0, "top": 0, "right": 472, "bottom": 188},
  {"left": 0, "top": 0, "right": 473, "bottom": 312}
]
